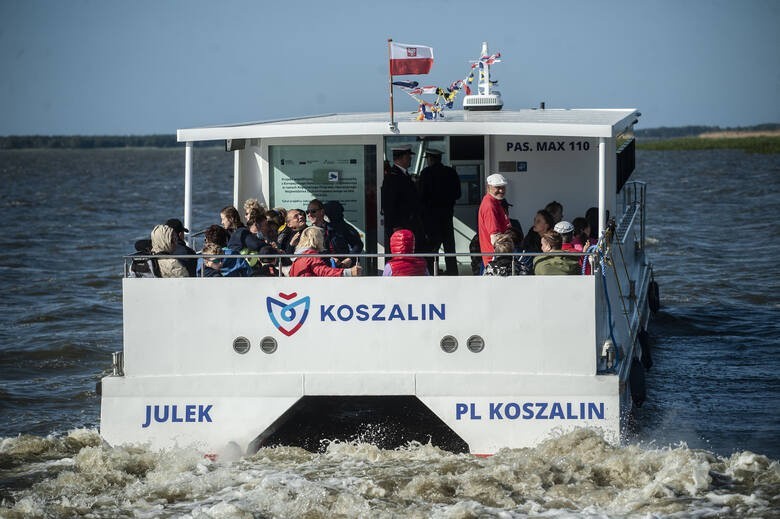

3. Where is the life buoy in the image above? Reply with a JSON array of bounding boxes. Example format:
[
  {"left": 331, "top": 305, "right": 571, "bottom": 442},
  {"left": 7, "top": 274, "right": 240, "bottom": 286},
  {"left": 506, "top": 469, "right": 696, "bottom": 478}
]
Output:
[{"left": 629, "top": 358, "right": 646, "bottom": 408}]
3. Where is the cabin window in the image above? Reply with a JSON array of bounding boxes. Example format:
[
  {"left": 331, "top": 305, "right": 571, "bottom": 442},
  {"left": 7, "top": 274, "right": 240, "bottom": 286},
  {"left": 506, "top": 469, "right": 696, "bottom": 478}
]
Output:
[
  {"left": 268, "top": 144, "right": 377, "bottom": 259},
  {"left": 450, "top": 135, "right": 484, "bottom": 161}
]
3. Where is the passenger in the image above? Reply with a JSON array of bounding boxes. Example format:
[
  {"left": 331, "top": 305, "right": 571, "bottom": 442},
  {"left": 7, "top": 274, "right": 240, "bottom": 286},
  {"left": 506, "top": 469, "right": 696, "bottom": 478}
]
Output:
[
  {"left": 306, "top": 198, "right": 327, "bottom": 228},
  {"left": 289, "top": 227, "right": 361, "bottom": 277},
  {"left": 570, "top": 217, "right": 593, "bottom": 274},
  {"left": 468, "top": 233, "right": 482, "bottom": 276},
  {"left": 225, "top": 210, "right": 265, "bottom": 254},
  {"left": 256, "top": 245, "right": 282, "bottom": 277},
  {"left": 554, "top": 221, "right": 576, "bottom": 252},
  {"left": 383, "top": 229, "right": 428, "bottom": 277},
  {"left": 585, "top": 207, "right": 599, "bottom": 241},
  {"left": 521, "top": 209, "right": 554, "bottom": 253},
  {"left": 204, "top": 224, "right": 228, "bottom": 248},
  {"left": 533, "top": 232, "right": 580, "bottom": 275},
  {"left": 477, "top": 173, "right": 512, "bottom": 267},
  {"left": 243, "top": 198, "right": 266, "bottom": 222},
  {"left": 277, "top": 209, "right": 307, "bottom": 254},
  {"left": 247, "top": 217, "right": 272, "bottom": 246},
  {"left": 272, "top": 207, "right": 288, "bottom": 233},
  {"left": 323, "top": 200, "right": 364, "bottom": 267},
  {"left": 265, "top": 209, "right": 285, "bottom": 235},
  {"left": 418, "top": 149, "right": 461, "bottom": 276},
  {"left": 506, "top": 225, "right": 524, "bottom": 253},
  {"left": 484, "top": 234, "right": 527, "bottom": 276},
  {"left": 165, "top": 218, "right": 197, "bottom": 276},
  {"left": 381, "top": 145, "right": 424, "bottom": 253},
  {"left": 545, "top": 200, "right": 563, "bottom": 224},
  {"left": 150, "top": 224, "right": 189, "bottom": 277},
  {"left": 243, "top": 217, "right": 271, "bottom": 273},
  {"left": 198, "top": 243, "right": 223, "bottom": 277},
  {"left": 246, "top": 207, "right": 265, "bottom": 224},
  {"left": 220, "top": 206, "right": 243, "bottom": 238},
  {"left": 260, "top": 217, "right": 280, "bottom": 249},
  {"left": 572, "top": 217, "right": 590, "bottom": 251}
]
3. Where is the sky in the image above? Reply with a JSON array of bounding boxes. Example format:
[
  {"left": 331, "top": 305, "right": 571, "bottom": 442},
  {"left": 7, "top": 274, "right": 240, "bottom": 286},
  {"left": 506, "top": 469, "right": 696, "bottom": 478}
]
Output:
[{"left": 0, "top": 0, "right": 778, "bottom": 136}]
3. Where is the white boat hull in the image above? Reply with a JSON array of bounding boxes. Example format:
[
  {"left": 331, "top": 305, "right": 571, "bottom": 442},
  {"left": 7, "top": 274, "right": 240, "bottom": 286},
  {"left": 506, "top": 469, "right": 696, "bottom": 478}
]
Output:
[{"left": 100, "top": 274, "right": 644, "bottom": 455}]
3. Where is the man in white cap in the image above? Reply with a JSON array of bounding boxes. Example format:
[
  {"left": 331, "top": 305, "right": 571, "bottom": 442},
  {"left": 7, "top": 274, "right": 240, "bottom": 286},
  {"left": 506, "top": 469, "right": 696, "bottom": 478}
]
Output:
[
  {"left": 381, "top": 145, "right": 424, "bottom": 252},
  {"left": 478, "top": 173, "right": 512, "bottom": 268}
]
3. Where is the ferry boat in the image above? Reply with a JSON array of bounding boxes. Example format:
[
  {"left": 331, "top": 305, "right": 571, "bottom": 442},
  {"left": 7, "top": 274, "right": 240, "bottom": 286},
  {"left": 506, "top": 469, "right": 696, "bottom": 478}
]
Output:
[{"left": 100, "top": 46, "right": 654, "bottom": 456}]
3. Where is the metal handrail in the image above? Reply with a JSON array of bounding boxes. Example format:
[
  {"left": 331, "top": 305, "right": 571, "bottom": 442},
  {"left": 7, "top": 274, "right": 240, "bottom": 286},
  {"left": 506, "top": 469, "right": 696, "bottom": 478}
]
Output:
[{"left": 125, "top": 250, "right": 598, "bottom": 277}]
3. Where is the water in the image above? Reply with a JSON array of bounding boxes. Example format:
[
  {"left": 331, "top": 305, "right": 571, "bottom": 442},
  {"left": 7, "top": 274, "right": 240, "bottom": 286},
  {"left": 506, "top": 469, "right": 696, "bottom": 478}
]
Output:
[{"left": 0, "top": 147, "right": 778, "bottom": 517}]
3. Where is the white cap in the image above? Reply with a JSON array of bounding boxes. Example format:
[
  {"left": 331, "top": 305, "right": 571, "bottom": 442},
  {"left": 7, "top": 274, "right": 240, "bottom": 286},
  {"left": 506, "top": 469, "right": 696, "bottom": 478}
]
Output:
[
  {"left": 486, "top": 173, "right": 508, "bottom": 186},
  {"left": 391, "top": 145, "right": 414, "bottom": 155},
  {"left": 554, "top": 221, "right": 574, "bottom": 234}
]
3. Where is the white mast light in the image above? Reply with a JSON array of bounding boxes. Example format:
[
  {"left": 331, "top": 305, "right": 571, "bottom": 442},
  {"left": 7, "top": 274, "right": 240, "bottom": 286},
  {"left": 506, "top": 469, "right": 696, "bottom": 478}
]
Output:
[{"left": 463, "top": 41, "right": 503, "bottom": 111}]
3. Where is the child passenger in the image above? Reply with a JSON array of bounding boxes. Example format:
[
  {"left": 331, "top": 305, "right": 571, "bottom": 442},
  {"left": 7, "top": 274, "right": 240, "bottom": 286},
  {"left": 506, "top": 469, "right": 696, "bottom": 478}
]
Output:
[
  {"left": 199, "top": 242, "right": 224, "bottom": 277},
  {"left": 484, "top": 234, "right": 528, "bottom": 276},
  {"left": 383, "top": 229, "right": 428, "bottom": 277}
]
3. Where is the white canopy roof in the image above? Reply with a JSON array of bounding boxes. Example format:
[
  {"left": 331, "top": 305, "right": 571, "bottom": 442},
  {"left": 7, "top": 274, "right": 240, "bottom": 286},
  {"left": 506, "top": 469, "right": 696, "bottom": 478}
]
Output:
[{"left": 177, "top": 109, "right": 639, "bottom": 143}]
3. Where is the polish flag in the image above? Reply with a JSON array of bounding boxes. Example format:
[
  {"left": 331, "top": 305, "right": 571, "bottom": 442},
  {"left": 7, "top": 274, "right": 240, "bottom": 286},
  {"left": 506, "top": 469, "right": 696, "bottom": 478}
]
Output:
[{"left": 390, "top": 42, "right": 434, "bottom": 76}]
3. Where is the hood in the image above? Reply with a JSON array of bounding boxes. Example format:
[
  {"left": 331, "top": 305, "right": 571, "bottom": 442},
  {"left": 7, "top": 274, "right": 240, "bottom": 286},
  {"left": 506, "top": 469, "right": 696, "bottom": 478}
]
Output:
[
  {"left": 390, "top": 229, "right": 415, "bottom": 254},
  {"left": 323, "top": 200, "right": 345, "bottom": 222},
  {"left": 150, "top": 224, "right": 176, "bottom": 254}
]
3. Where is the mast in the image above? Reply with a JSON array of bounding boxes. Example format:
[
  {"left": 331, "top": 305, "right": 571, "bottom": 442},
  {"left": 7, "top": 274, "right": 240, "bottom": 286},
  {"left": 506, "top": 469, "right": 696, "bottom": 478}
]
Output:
[{"left": 479, "top": 41, "right": 490, "bottom": 96}]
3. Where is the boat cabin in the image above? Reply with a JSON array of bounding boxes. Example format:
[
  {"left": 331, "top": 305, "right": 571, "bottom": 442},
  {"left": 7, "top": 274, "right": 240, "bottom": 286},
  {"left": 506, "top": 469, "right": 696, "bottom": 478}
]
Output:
[{"left": 176, "top": 108, "right": 640, "bottom": 269}]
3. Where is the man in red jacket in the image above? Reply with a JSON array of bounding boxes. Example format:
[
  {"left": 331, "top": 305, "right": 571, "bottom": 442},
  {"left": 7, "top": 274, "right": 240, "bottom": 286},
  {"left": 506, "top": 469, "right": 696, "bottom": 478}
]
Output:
[{"left": 478, "top": 173, "right": 511, "bottom": 267}]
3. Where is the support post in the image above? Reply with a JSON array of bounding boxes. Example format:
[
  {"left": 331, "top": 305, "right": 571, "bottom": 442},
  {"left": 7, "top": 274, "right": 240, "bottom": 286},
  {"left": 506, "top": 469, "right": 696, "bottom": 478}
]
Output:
[
  {"left": 598, "top": 137, "right": 606, "bottom": 236},
  {"left": 388, "top": 38, "right": 395, "bottom": 129},
  {"left": 184, "top": 142, "right": 193, "bottom": 246},
  {"left": 233, "top": 150, "right": 240, "bottom": 208}
]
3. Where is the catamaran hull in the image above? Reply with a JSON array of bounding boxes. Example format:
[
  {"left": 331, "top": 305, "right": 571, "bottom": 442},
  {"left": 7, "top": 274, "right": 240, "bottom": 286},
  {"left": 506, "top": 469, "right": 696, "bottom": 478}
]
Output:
[{"left": 100, "top": 275, "right": 643, "bottom": 455}]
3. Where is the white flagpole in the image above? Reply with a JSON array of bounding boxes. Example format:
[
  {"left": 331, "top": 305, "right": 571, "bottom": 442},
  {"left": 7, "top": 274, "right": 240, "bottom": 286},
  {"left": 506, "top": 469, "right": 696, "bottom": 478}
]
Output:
[{"left": 388, "top": 38, "right": 396, "bottom": 130}]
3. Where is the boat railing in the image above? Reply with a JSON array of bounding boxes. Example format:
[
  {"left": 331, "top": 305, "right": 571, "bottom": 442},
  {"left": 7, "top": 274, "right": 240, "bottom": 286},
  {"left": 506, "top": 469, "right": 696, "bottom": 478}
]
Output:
[
  {"left": 617, "top": 181, "right": 646, "bottom": 248},
  {"left": 124, "top": 250, "right": 597, "bottom": 278}
]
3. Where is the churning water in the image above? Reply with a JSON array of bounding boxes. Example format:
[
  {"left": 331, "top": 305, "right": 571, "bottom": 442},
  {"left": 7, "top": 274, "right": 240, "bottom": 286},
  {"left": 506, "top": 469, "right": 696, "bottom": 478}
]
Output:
[{"left": 0, "top": 148, "right": 778, "bottom": 517}]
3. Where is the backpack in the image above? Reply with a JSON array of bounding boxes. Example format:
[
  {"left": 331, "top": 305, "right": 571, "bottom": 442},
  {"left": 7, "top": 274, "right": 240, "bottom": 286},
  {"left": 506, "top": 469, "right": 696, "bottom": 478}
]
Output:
[
  {"left": 129, "top": 254, "right": 161, "bottom": 278},
  {"left": 129, "top": 239, "right": 162, "bottom": 278},
  {"left": 220, "top": 248, "right": 253, "bottom": 277}
]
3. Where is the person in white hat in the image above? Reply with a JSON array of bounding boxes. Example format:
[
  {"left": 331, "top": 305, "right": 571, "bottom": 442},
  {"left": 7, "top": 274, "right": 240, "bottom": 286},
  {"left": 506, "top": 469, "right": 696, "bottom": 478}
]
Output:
[
  {"left": 554, "top": 220, "right": 577, "bottom": 252},
  {"left": 477, "top": 173, "right": 512, "bottom": 269}
]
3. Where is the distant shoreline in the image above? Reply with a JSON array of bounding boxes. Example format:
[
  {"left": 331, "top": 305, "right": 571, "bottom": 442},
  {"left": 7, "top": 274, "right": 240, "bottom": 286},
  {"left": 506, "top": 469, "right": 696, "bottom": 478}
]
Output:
[
  {"left": 698, "top": 129, "right": 780, "bottom": 138},
  {"left": 636, "top": 132, "right": 780, "bottom": 154}
]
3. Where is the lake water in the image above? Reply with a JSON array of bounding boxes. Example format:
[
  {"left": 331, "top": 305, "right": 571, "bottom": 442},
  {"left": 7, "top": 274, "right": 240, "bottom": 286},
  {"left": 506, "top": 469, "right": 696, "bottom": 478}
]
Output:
[{"left": 0, "top": 147, "right": 778, "bottom": 517}]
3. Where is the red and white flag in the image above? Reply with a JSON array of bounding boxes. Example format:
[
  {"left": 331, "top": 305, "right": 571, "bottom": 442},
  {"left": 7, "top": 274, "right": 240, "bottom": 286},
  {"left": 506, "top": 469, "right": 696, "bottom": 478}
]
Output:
[{"left": 390, "top": 42, "right": 434, "bottom": 76}]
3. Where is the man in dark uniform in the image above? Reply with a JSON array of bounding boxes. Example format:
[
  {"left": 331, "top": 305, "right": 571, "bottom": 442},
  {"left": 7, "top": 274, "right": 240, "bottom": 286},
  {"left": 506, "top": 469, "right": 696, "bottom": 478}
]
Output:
[
  {"left": 381, "top": 145, "right": 425, "bottom": 253},
  {"left": 418, "top": 149, "right": 461, "bottom": 275}
]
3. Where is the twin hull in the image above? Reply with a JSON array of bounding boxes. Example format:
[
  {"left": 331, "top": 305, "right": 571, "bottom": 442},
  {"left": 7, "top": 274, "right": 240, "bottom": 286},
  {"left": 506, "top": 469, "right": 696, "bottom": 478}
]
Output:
[{"left": 100, "top": 275, "right": 631, "bottom": 455}]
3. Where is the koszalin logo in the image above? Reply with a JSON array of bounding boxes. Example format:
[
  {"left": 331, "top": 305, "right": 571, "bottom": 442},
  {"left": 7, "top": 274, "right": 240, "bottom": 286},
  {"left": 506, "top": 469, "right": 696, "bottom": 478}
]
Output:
[{"left": 266, "top": 292, "right": 310, "bottom": 336}]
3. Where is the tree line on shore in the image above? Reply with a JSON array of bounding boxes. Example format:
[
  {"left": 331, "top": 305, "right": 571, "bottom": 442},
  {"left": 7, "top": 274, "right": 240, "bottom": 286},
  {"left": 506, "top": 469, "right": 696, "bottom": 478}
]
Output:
[
  {"left": 635, "top": 123, "right": 778, "bottom": 139},
  {"left": 0, "top": 134, "right": 211, "bottom": 149},
  {"left": 1, "top": 124, "right": 777, "bottom": 150}
]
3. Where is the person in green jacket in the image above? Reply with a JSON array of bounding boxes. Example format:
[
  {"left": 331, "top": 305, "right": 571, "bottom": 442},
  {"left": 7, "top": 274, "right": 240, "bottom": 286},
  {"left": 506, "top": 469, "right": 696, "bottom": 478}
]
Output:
[{"left": 533, "top": 231, "right": 580, "bottom": 275}]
